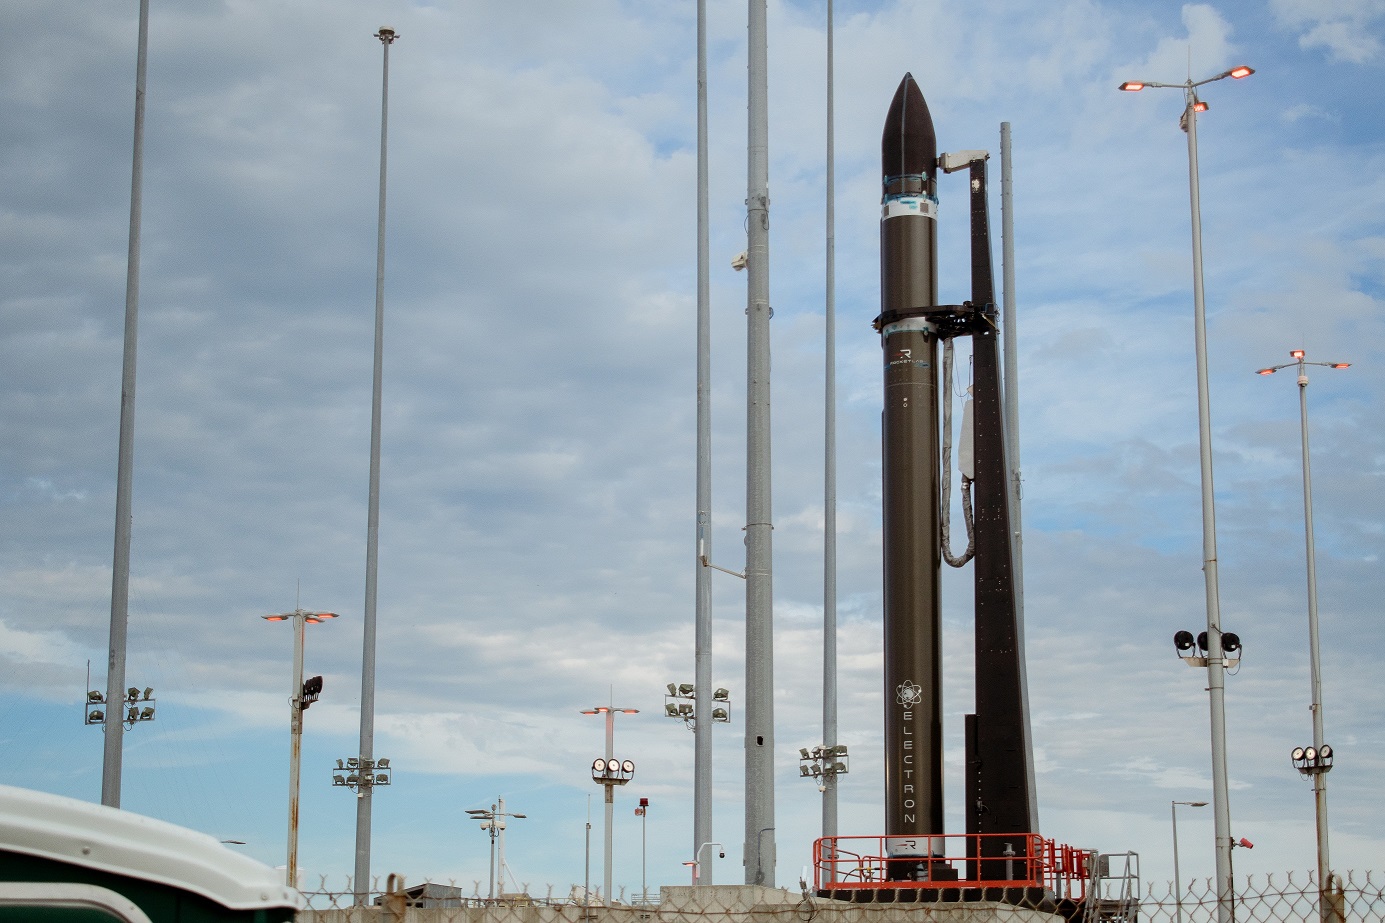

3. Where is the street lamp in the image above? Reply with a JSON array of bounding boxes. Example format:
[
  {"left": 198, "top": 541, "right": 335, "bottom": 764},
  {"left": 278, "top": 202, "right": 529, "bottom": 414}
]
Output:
[
  {"left": 1171, "top": 800, "right": 1208, "bottom": 923},
  {"left": 263, "top": 607, "right": 339, "bottom": 888},
  {"left": 1119, "top": 63, "right": 1254, "bottom": 923},
  {"left": 635, "top": 797, "right": 650, "bottom": 904},
  {"left": 581, "top": 704, "right": 638, "bottom": 904},
  {"left": 466, "top": 800, "right": 527, "bottom": 901},
  {"left": 1258, "top": 349, "right": 1349, "bottom": 921}
]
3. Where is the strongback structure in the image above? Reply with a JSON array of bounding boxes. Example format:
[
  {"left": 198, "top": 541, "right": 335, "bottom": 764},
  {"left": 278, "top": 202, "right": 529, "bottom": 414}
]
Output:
[{"left": 876, "top": 73, "right": 1036, "bottom": 877}]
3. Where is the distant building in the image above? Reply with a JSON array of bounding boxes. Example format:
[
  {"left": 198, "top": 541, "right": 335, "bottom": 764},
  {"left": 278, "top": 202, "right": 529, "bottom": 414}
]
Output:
[{"left": 374, "top": 882, "right": 469, "bottom": 908}]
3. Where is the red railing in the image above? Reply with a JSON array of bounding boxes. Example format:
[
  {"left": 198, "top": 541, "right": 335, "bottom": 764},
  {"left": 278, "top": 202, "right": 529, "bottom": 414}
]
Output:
[{"left": 814, "top": 834, "right": 1093, "bottom": 901}]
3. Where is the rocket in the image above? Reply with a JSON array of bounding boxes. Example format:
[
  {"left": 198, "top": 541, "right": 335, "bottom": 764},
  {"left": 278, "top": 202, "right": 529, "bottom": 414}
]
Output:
[
  {"left": 876, "top": 73, "right": 1037, "bottom": 881},
  {"left": 878, "top": 73, "right": 944, "bottom": 852}
]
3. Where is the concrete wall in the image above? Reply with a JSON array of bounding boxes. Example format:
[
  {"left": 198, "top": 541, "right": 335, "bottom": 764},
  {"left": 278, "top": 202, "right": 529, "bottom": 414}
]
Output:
[{"left": 301, "top": 885, "right": 1062, "bottom": 923}]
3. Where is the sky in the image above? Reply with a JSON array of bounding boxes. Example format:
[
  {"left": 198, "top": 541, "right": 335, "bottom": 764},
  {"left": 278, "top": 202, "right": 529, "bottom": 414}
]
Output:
[{"left": 2, "top": 0, "right": 1384, "bottom": 903}]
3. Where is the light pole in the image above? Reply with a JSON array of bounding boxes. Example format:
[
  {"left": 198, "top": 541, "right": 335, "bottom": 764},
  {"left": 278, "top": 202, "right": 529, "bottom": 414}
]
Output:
[
  {"left": 582, "top": 704, "right": 638, "bottom": 903},
  {"left": 466, "top": 801, "right": 526, "bottom": 901},
  {"left": 352, "top": 25, "right": 398, "bottom": 905},
  {"left": 263, "top": 607, "right": 339, "bottom": 888},
  {"left": 1172, "top": 800, "right": 1208, "bottom": 923},
  {"left": 1258, "top": 349, "right": 1349, "bottom": 921},
  {"left": 636, "top": 797, "right": 649, "bottom": 904},
  {"left": 1119, "top": 63, "right": 1254, "bottom": 923},
  {"left": 102, "top": 0, "right": 152, "bottom": 813},
  {"left": 583, "top": 794, "right": 593, "bottom": 909}
]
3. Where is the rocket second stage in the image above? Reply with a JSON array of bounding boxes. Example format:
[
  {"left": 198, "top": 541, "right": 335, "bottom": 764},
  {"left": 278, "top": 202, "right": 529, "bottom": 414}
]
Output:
[{"left": 879, "top": 73, "right": 944, "bottom": 848}]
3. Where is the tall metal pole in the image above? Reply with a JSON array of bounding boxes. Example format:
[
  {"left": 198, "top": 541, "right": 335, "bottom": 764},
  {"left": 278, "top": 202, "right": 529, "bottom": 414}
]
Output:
[
  {"left": 1172, "top": 802, "right": 1184, "bottom": 923},
  {"left": 743, "top": 0, "right": 776, "bottom": 888},
  {"left": 1182, "top": 94, "right": 1235, "bottom": 923},
  {"left": 1259, "top": 350, "right": 1347, "bottom": 919},
  {"left": 1171, "top": 800, "right": 1207, "bottom": 923},
  {"left": 692, "top": 0, "right": 715, "bottom": 885},
  {"left": 287, "top": 614, "right": 306, "bottom": 887},
  {"left": 821, "top": 0, "right": 839, "bottom": 844},
  {"left": 583, "top": 704, "right": 636, "bottom": 902},
  {"left": 265, "top": 608, "right": 337, "bottom": 888},
  {"left": 584, "top": 795, "right": 592, "bottom": 906},
  {"left": 1119, "top": 65, "right": 1253, "bottom": 923},
  {"left": 102, "top": 0, "right": 152, "bottom": 810},
  {"left": 487, "top": 815, "right": 498, "bottom": 901},
  {"left": 355, "top": 26, "right": 396, "bottom": 904},
  {"left": 1296, "top": 364, "right": 1332, "bottom": 908},
  {"left": 497, "top": 797, "right": 508, "bottom": 899},
  {"left": 603, "top": 709, "right": 615, "bottom": 901}
]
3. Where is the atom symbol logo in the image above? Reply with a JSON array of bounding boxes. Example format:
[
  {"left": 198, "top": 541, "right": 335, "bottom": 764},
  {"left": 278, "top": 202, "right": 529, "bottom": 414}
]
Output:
[{"left": 896, "top": 681, "right": 923, "bottom": 707}]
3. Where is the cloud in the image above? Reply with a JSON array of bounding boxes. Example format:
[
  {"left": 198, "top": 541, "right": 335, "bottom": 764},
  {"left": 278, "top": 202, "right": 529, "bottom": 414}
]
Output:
[{"left": 1272, "top": 0, "right": 1385, "bottom": 63}]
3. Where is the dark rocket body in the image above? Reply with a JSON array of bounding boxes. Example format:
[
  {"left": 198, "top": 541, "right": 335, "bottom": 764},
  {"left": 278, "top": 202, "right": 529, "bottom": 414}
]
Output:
[
  {"left": 879, "top": 74, "right": 944, "bottom": 846},
  {"left": 877, "top": 74, "right": 1037, "bottom": 871}
]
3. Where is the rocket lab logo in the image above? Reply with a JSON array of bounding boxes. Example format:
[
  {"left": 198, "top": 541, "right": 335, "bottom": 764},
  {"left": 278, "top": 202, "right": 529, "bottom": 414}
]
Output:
[{"left": 896, "top": 681, "right": 923, "bottom": 707}]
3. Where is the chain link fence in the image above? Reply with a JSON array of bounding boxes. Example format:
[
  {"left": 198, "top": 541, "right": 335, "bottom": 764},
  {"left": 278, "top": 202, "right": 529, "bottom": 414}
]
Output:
[{"left": 298, "top": 870, "right": 1384, "bottom": 923}]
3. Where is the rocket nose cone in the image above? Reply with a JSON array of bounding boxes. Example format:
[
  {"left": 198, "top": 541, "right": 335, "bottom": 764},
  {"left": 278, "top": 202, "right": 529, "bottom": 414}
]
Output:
[{"left": 882, "top": 73, "right": 937, "bottom": 181}]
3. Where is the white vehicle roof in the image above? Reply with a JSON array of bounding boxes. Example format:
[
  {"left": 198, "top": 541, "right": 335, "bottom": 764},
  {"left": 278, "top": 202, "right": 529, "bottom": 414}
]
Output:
[{"left": 0, "top": 785, "right": 304, "bottom": 912}]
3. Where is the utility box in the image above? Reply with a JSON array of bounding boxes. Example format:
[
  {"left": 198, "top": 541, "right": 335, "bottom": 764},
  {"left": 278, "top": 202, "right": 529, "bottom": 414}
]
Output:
[{"left": 0, "top": 784, "right": 303, "bottom": 923}]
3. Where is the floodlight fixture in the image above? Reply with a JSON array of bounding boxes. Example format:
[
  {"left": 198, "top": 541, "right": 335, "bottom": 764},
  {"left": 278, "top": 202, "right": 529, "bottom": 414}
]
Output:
[{"left": 1291, "top": 743, "right": 1335, "bottom": 777}]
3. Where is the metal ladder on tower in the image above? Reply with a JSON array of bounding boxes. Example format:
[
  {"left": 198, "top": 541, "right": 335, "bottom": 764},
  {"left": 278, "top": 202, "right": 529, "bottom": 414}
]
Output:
[{"left": 1082, "top": 851, "right": 1142, "bottom": 923}]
